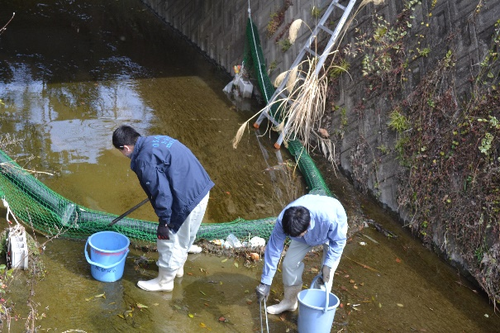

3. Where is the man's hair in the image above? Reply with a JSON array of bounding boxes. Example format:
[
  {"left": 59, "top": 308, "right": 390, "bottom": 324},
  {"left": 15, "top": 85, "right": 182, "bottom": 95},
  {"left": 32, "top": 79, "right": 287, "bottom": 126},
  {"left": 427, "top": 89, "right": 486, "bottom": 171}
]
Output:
[
  {"left": 282, "top": 206, "right": 310, "bottom": 237},
  {"left": 112, "top": 125, "right": 141, "bottom": 149}
]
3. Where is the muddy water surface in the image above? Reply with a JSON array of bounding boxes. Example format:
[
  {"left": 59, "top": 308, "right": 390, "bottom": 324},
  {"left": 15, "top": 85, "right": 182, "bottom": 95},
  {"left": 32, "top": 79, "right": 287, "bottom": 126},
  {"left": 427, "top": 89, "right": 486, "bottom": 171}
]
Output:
[
  {"left": 0, "top": 0, "right": 499, "bottom": 332},
  {"left": 0, "top": 0, "right": 302, "bottom": 223}
]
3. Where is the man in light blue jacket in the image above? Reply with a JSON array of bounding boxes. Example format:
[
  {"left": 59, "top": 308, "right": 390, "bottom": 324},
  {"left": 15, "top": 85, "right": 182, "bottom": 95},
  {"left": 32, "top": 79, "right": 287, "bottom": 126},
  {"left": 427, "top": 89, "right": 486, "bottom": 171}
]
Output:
[
  {"left": 255, "top": 194, "right": 348, "bottom": 314},
  {"left": 112, "top": 125, "right": 214, "bottom": 292}
]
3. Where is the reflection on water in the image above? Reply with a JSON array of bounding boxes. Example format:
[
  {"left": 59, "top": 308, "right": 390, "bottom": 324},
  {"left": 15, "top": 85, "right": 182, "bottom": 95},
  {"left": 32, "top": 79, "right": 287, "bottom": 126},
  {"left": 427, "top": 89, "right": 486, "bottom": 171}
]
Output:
[
  {"left": 0, "top": 0, "right": 304, "bottom": 223},
  {"left": 0, "top": 0, "right": 303, "bottom": 331}
]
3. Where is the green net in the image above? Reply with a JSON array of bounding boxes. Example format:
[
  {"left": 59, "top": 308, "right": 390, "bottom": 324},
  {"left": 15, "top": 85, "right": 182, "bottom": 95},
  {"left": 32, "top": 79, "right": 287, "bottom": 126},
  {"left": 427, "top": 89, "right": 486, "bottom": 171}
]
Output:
[
  {"left": 287, "top": 140, "right": 332, "bottom": 197},
  {"left": 244, "top": 18, "right": 283, "bottom": 122},
  {"left": 0, "top": 149, "right": 157, "bottom": 243},
  {"left": 243, "top": 17, "right": 332, "bottom": 197},
  {"left": 0, "top": 17, "right": 332, "bottom": 245}
]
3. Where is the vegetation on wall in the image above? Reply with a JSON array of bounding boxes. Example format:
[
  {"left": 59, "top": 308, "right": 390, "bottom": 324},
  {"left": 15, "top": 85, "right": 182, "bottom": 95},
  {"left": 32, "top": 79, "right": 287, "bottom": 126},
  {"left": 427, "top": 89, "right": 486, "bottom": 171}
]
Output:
[
  {"left": 397, "top": 21, "right": 500, "bottom": 308},
  {"left": 266, "top": 0, "right": 292, "bottom": 37},
  {"left": 333, "top": 0, "right": 500, "bottom": 307}
]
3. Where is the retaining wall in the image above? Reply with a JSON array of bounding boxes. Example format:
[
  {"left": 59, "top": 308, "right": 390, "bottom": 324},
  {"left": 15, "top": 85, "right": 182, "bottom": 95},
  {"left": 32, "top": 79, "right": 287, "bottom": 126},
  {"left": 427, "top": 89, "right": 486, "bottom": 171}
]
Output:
[{"left": 140, "top": 0, "right": 333, "bottom": 81}]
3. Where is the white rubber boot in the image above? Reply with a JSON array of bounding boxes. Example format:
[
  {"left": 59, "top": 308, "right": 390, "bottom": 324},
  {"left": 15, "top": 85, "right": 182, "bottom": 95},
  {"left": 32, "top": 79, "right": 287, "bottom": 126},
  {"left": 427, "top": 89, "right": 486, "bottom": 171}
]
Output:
[
  {"left": 267, "top": 284, "right": 302, "bottom": 314},
  {"left": 188, "top": 244, "right": 202, "bottom": 254},
  {"left": 137, "top": 268, "right": 176, "bottom": 292},
  {"left": 176, "top": 265, "right": 184, "bottom": 278}
]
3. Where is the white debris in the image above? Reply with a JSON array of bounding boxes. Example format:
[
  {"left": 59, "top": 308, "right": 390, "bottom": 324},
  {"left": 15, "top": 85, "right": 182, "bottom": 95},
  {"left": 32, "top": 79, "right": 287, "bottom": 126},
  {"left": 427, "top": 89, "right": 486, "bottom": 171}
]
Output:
[
  {"left": 249, "top": 236, "right": 266, "bottom": 247},
  {"left": 225, "top": 234, "right": 242, "bottom": 248}
]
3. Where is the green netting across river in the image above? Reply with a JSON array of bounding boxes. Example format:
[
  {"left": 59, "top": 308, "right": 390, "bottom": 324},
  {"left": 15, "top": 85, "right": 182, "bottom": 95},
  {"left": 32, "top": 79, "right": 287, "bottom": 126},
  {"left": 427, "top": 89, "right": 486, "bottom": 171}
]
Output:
[{"left": 0, "top": 140, "right": 331, "bottom": 245}]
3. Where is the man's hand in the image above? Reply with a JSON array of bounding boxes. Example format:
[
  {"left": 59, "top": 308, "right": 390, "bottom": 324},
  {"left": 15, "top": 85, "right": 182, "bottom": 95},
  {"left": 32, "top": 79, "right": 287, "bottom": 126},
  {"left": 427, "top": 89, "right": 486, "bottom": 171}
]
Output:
[
  {"left": 255, "top": 283, "right": 270, "bottom": 302},
  {"left": 157, "top": 225, "right": 170, "bottom": 240},
  {"left": 320, "top": 265, "right": 331, "bottom": 285}
]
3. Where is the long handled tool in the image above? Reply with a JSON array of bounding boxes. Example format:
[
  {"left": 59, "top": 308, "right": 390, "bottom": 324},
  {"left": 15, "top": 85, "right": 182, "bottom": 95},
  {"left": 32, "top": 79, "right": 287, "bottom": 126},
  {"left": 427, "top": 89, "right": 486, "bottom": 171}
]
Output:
[
  {"left": 108, "top": 198, "right": 149, "bottom": 227},
  {"left": 259, "top": 297, "right": 269, "bottom": 333}
]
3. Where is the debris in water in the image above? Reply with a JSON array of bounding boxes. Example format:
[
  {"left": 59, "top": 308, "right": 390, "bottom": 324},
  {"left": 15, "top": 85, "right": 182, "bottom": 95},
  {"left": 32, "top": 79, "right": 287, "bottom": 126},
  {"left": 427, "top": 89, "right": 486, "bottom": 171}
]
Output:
[
  {"left": 225, "top": 234, "right": 242, "bottom": 248},
  {"left": 85, "top": 292, "right": 106, "bottom": 301},
  {"left": 248, "top": 236, "right": 265, "bottom": 247},
  {"left": 211, "top": 239, "right": 224, "bottom": 246},
  {"left": 362, "top": 234, "right": 379, "bottom": 244},
  {"left": 345, "top": 256, "right": 379, "bottom": 272}
]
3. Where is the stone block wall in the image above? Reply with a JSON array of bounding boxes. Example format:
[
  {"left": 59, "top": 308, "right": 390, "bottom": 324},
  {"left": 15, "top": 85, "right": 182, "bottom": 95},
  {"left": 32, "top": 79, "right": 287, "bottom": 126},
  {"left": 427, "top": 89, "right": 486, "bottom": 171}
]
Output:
[
  {"left": 331, "top": 1, "right": 500, "bottom": 301},
  {"left": 334, "top": 0, "right": 500, "bottom": 214}
]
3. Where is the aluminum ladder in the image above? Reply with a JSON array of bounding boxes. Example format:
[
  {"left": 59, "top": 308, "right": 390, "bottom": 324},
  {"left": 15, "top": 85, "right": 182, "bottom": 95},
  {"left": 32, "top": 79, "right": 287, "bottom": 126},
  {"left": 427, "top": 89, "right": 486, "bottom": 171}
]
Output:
[{"left": 253, "top": 0, "right": 357, "bottom": 149}]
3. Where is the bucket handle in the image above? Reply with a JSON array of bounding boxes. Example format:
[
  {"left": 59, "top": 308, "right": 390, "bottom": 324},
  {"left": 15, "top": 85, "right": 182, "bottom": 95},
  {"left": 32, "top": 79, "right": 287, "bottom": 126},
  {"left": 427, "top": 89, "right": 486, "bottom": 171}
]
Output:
[
  {"left": 311, "top": 274, "right": 329, "bottom": 313},
  {"left": 84, "top": 239, "right": 129, "bottom": 270}
]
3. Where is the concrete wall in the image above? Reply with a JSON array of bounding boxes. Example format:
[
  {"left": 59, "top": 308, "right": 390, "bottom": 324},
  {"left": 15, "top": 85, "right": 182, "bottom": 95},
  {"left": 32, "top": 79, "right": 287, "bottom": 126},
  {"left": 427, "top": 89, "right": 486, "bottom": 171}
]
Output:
[{"left": 140, "top": 0, "right": 333, "bottom": 82}]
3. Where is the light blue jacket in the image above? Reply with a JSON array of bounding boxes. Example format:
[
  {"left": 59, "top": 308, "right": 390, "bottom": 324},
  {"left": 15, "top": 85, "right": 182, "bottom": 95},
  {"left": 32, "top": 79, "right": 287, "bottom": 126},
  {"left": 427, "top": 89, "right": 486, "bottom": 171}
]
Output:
[{"left": 261, "top": 194, "right": 348, "bottom": 285}]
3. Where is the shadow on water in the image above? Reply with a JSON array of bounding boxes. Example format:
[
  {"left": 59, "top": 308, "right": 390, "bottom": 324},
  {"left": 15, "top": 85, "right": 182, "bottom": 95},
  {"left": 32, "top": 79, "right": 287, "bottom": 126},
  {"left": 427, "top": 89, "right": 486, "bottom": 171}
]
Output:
[{"left": 1, "top": 0, "right": 500, "bottom": 332}]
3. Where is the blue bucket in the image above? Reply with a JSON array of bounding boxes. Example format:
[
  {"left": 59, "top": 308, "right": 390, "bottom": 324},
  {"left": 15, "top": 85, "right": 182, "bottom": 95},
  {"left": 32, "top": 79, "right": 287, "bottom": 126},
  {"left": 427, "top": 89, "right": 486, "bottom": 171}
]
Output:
[
  {"left": 84, "top": 231, "right": 130, "bottom": 282},
  {"left": 297, "top": 277, "right": 340, "bottom": 333}
]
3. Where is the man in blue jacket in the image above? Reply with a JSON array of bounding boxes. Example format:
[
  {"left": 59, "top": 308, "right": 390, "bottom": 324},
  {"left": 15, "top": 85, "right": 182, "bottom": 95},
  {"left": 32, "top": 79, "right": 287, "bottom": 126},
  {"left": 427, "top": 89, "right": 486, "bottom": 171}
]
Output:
[
  {"left": 255, "top": 194, "right": 347, "bottom": 314},
  {"left": 112, "top": 125, "right": 214, "bottom": 292}
]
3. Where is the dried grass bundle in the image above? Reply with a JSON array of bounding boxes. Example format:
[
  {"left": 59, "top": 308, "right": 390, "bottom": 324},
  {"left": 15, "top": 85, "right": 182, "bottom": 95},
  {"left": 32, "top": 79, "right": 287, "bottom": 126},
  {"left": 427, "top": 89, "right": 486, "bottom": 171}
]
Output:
[
  {"left": 234, "top": 0, "right": 381, "bottom": 162},
  {"left": 283, "top": 56, "right": 337, "bottom": 167},
  {"left": 274, "top": 71, "right": 287, "bottom": 88},
  {"left": 274, "top": 66, "right": 299, "bottom": 92},
  {"left": 233, "top": 56, "right": 332, "bottom": 155},
  {"left": 289, "top": 19, "right": 304, "bottom": 44}
]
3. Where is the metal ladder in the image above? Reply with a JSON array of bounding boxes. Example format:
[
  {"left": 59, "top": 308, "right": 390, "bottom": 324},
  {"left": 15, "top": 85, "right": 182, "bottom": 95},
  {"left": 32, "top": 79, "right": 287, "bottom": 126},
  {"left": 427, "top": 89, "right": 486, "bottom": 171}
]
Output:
[{"left": 253, "top": 0, "right": 357, "bottom": 149}]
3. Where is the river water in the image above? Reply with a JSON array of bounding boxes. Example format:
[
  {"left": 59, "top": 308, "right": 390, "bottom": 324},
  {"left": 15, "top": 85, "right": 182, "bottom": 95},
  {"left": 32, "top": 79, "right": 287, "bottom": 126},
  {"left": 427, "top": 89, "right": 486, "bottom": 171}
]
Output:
[{"left": 0, "top": 0, "right": 499, "bottom": 332}]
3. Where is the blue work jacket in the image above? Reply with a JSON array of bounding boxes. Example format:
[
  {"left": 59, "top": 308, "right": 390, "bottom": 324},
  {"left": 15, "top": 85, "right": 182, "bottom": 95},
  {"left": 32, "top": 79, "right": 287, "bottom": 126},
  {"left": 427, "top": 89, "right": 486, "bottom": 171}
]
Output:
[
  {"left": 130, "top": 135, "right": 214, "bottom": 233},
  {"left": 261, "top": 194, "right": 348, "bottom": 285}
]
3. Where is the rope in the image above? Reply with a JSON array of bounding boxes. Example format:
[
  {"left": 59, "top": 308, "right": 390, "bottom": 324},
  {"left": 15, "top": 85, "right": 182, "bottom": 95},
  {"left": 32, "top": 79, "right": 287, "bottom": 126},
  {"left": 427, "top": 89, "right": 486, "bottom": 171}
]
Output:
[
  {"left": 2, "top": 197, "right": 25, "bottom": 248},
  {"left": 2, "top": 196, "right": 21, "bottom": 227}
]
